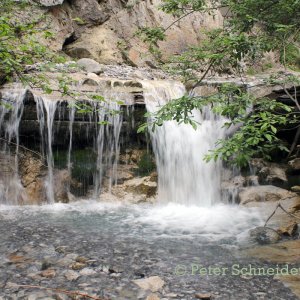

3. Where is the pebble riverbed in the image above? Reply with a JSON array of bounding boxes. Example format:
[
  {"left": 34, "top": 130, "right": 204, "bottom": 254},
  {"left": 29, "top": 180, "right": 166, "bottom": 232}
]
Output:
[{"left": 0, "top": 201, "right": 298, "bottom": 300}]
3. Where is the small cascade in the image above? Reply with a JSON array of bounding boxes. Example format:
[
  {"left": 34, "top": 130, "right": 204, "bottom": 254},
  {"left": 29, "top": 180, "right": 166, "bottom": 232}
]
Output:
[
  {"left": 142, "top": 80, "right": 227, "bottom": 206},
  {"left": 0, "top": 88, "right": 27, "bottom": 204},
  {"left": 0, "top": 84, "right": 125, "bottom": 205},
  {"left": 36, "top": 97, "right": 58, "bottom": 203},
  {"left": 67, "top": 106, "right": 75, "bottom": 179},
  {"left": 92, "top": 101, "right": 123, "bottom": 197}
]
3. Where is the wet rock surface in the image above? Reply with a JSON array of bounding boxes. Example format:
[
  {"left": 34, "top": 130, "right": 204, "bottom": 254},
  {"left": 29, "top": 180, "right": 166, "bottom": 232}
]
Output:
[
  {"left": 0, "top": 205, "right": 298, "bottom": 300},
  {"left": 249, "top": 227, "right": 281, "bottom": 245},
  {"left": 238, "top": 185, "right": 297, "bottom": 205}
]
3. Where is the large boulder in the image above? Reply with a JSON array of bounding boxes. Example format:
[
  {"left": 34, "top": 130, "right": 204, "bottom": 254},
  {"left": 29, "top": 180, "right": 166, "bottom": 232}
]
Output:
[
  {"left": 249, "top": 227, "right": 281, "bottom": 245},
  {"left": 124, "top": 177, "right": 157, "bottom": 198},
  {"left": 68, "top": 0, "right": 109, "bottom": 26},
  {"left": 250, "top": 159, "right": 287, "bottom": 186},
  {"left": 238, "top": 185, "right": 296, "bottom": 205},
  {"left": 77, "top": 58, "right": 103, "bottom": 74}
]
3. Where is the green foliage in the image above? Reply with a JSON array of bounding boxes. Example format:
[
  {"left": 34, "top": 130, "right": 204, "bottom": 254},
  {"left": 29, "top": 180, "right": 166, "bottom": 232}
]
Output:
[
  {"left": 0, "top": 0, "right": 121, "bottom": 122},
  {"left": 135, "top": 27, "right": 166, "bottom": 60},
  {"left": 143, "top": 83, "right": 298, "bottom": 166},
  {"left": 282, "top": 44, "right": 300, "bottom": 71},
  {"left": 137, "top": 0, "right": 300, "bottom": 167},
  {"left": 204, "top": 96, "right": 293, "bottom": 167},
  {"left": 0, "top": 0, "right": 58, "bottom": 85}
]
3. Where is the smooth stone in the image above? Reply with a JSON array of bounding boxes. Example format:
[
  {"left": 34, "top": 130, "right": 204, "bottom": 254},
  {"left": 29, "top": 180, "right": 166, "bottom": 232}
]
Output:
[
  {"left": 77, "top": 58, "right": 102, "bottom": 75},
  {"left": 41, "top": 269, "right": 56, "bottom": 278},
  {"left": 195, "top": 293, "right": 212, "bottom": 299},
  {"left": 132, "top": 276, "right": 165, "bottom": 293},
  {"left": 79, "top": 268, "right": 97, "bottom": 276},
  {"left": 64, "top": 270, "right": 80, "bottom": 281}
]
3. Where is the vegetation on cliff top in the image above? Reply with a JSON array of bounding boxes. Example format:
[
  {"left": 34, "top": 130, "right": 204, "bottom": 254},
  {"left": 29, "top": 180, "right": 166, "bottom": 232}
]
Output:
[
  {"left": 138, "top": 0, "right": 300, "bottom": 167},
  {"left": 1, "top": 0, "right": 300, "bottom": 167}
]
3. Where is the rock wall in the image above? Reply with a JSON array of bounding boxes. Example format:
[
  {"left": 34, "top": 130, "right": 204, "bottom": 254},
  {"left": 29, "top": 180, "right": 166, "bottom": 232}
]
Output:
[{"left": 34, "top": 0, "right": 223, "bottom": 66}]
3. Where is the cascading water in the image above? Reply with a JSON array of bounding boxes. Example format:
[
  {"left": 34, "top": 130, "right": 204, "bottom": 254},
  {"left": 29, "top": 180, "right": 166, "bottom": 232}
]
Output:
[
  {"left": 92, "top": 101, "right": 123, "bottom": 197},
  {"left": 0, "top": 85, "right": 124, "bottom": 205},
  {"left": 0, "top": 87, "right": 27, "bottom": 204},
  {"left": 36, "top": 97, "right": 58, "bottom": 203},
  {"left": 142, "top": 80, "right": 227, "bottom": 206}
]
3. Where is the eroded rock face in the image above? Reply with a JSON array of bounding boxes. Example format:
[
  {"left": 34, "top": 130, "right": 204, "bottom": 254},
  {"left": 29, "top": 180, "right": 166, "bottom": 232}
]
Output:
[
  {"left": 277, "top": 221, "right": 298, "bottom": 237},
  {"left": 18, "top": 152, "right": 47, "bottom": 204},
  {"left": 34, "top": 0, "right": 223, "bottom": 66},
  {"left": 250, "top": 158, "right": 287, "bottom": 186},
  {"left": 238, "top": 185, "right": 296, "bottom": 205},
  {"left": 69, "top": 0, "right": 109, "bottom": 26},
  {"left": 18, "top": 152, "right": 74, "bottom": 204}
]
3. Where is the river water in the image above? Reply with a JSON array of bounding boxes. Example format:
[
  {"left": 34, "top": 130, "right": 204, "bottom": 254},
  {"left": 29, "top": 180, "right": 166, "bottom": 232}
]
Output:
[
  {"left": 0, "top": 201, "right": 298, "bottom": 299},
  {"left": 0, "top": 81, "right": 298, "bottom": 299}
]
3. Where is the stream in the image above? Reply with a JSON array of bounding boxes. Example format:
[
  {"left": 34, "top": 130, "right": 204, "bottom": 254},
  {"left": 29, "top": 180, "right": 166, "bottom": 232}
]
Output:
[{"left": 0, "top": 201, "right": 298, "bottom": 299}]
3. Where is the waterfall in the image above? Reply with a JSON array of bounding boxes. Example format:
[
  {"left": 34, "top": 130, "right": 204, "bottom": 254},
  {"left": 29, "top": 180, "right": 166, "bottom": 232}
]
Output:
[
  {"left": 36, "top": 97, "right": 58, "bottom": 203},
  {"left": 0, "top": 88, "right": 27, "bottom": 204},
  {"left": 0, "top": 86, "right": 123, "bottom": 205},
  {"left": 142, "top": 80, "right": 226, "bottom": 206},
  {"left": 67, "top": 106, "right": 75, "bottom": 174}
]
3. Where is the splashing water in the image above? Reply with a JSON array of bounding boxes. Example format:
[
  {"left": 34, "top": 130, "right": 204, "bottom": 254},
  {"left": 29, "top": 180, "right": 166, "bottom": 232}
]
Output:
[
  {"left": 0, "top": 88, "right": 27, "bottom": 204},
  {"left": 0, "top": 86, "right": 123, "bottom": 204},
  {"left": 36, "top": 97, "right": 57, "bottom": 203},
  {"left": 142, "top": 80, "right": 227, "bottom": 206}
]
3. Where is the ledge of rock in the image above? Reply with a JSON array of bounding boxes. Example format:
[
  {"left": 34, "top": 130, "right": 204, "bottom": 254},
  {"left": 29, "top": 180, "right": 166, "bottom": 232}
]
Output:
[
  {"left": 243, "top": 239, "right": 300, "bottom": 263},
  {"left": 250, "top": 158, "right": 287, "bottom": 186},
  {"left": 238, "top": 185, "right": 297, "bottom": 205}
]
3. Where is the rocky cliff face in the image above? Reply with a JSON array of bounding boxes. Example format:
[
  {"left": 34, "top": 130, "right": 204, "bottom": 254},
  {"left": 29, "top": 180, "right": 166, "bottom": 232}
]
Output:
[{"left": 35, "top": 0, "right": 223, "bottom": 66}]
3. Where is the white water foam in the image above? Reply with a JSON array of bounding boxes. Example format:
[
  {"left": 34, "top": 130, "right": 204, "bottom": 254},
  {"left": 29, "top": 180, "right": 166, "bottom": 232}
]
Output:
[
  {"left": 142, "top": 80, "right": 227, "bottom": 206},
  {"left": 0, "top": 201, "right": 264, "bottom": 242}
]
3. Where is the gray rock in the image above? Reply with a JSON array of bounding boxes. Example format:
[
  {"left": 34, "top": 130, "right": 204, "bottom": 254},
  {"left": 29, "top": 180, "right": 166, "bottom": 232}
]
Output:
[
  {"left": 38, "top": 0, "right": 63, "bottom": 6},
  {"left": 69, "top": 0, "right": 109, "bottom": 26},
  {"left": 238, "top": 185, "right": 295, "bottom": 205},
  {"left": 79, "top": 268, "right": 97, "bottom": 276},
  {"left": 249, "top": 226, "right": 281, "bottom": 245},
  {"left": 64, "top": 270, "right": 80, "bottom": 281},
  {"left": 250, "top": 159, "right": 287, "bottom": 185},
  {"left": 77, "top": 58, "right": 103, "bottom": 75},
  {"left": 132, "top": 276, "right": 165, "bottom": 292}
]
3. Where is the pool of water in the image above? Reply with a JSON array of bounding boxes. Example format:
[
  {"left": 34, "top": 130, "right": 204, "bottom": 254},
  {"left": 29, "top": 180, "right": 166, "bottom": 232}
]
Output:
[{"left": 0, "top": 201, "right": 297, "bottom": 299}]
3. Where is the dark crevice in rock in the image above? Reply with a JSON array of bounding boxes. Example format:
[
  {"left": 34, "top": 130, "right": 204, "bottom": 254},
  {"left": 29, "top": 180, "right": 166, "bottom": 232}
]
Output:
[{"left": 62, "top": 32, "right": 78, "bottom": 49}]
